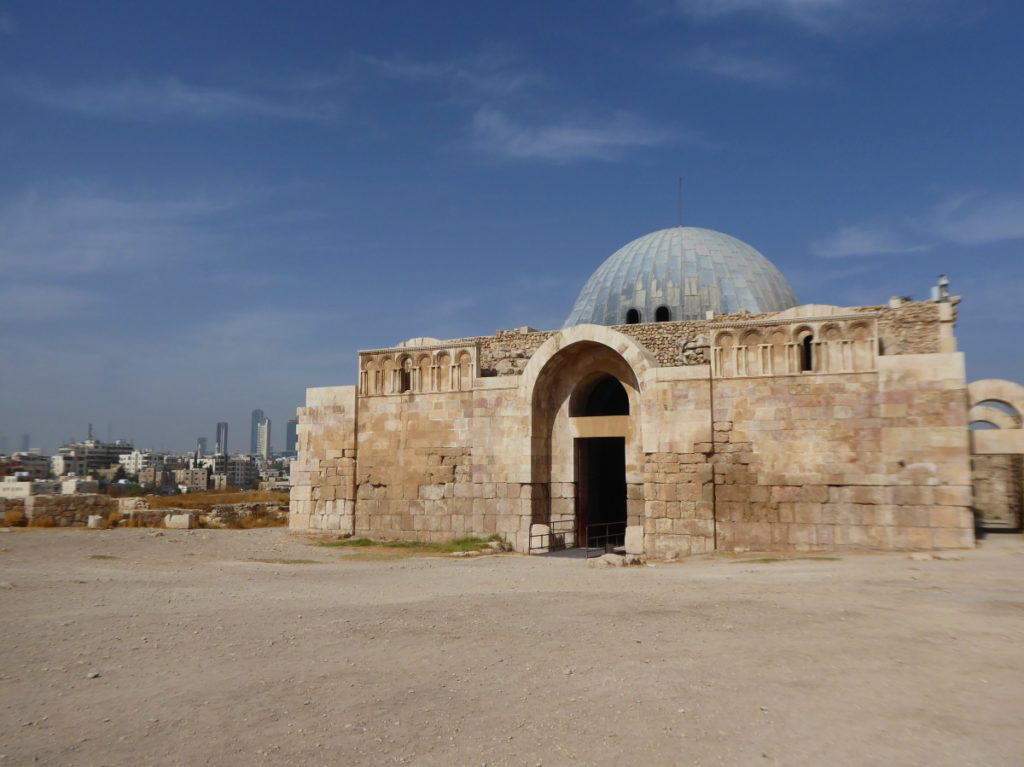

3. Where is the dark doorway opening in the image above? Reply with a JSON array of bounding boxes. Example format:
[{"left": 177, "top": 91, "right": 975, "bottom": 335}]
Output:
[
  {"left": 580, "top": 374, "right": 629, "bottom": 416},
  {"left": 576, "top": 437, "right": 627, "bottom": 550}
]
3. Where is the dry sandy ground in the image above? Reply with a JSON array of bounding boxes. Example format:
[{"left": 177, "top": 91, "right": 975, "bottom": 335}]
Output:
[{"left": 1, "top": 529, "right": 1023, "bottom": 767}]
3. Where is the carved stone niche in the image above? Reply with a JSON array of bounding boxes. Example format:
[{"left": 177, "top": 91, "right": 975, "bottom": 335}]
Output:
[{"left": 680, "top": 335, "right": 709, "bottom": 365}]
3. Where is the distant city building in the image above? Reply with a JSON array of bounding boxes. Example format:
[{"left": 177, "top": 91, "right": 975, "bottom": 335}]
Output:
[
  {"left": 118, "top": 450, "right": 164, "bottom": 477},
  {"left": 250, "top": 409, "right": 264, "bottom": 454},
  {"left": 196, "top": 437, "right": 208, "bottom": 456},
  {"left": 256, "top": 418, "right": 271, "bottom": 459},
  {"left": 285, "top": 418, "right": 298, "bottom": 457},
  {"left": 6, "top": 451, "right": 51, "bottom": 479},
  {"left": 216, "top": 422, "right": 229, "bottom": 455},
  {"left": 20, "top": 434, "right": 30, "bottom": 452},
  {"left": 61, "top": 477, "right": 99, "bottom": 494},
  {"left": 137, "top": 466, "right": 172, "bottom": 488},
  {"left": 54, "top": 438, "right": 134, "bottom": 477},
  {"left": 227, "top": 455, "right": 259, "bottom": 489},
  {"left": 0, "top": 435, "right": 7, "bottom": 454},
  {"left": 174, "top": 466, "right": 210, "bottom": 493}
]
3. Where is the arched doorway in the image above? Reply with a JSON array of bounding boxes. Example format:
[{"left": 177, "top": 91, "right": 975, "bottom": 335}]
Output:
[{"left": 526, "top": 334, "right": 646, "bottom": 553}]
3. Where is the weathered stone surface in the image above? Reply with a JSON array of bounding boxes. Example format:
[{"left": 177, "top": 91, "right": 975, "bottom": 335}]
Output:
[
  {"left": 291, "top": 302, "right": 988, "bottom": 558},
  {"left": 164, "top": 513, "right": 196, "bottom": 530}
]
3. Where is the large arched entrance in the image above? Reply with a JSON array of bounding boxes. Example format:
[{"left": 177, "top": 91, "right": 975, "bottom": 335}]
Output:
[{"left": 525, "top": 331, "right": 647, "bottom": 553}]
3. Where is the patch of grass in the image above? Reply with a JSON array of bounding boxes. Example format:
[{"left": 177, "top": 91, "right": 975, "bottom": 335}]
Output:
[
  {"left": 88, "top": 554, "right": 118, "bottom": 560},
  {"left": 27, "top": 515, "right": 56, "bottom": 528},
  {"left": 321, "top": 536, "right": 498, "bottom": 555},
  {"left": 250, "top": 558, "right": 320, "bottom": 565},
  {"left": 3, "top": 510, "right": 26, "bottom": 527},
  {"left": 146, "top": 490, "right": 289, "bottom": 511}
]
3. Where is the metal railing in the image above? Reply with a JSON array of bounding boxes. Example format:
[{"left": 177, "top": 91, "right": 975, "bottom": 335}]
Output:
[
  {"left": 527, "top": 517, "right": 577, "bottom": 554},
  {"left": 584, "top": 521, "right": 627, "bottom": 558}
]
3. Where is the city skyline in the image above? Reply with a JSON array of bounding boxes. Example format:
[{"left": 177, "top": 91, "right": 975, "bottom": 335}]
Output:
[{"left": 2, "top": 1, "right": 1023, "bottom": 452}]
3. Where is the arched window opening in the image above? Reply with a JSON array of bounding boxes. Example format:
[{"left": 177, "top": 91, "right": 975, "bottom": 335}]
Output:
[
  {"left": 655, "top": 306, "right": 671, "bottom": 322},
  {"left": 580, "top": 375, "right": 629, "bottom": 417},
  {"left": 801, "top": 335, "right": 814, "bottom": 372},
  {"left": 399, "top": 358, "right": 412, "bottom": 392},
  {"left": 625, "top": 308, "right": 640, "bottom": 324}
]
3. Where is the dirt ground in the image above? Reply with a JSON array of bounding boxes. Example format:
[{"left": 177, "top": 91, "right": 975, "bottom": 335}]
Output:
[{"left": 1, "top": 529, "right": 1022, "bottom": 767}]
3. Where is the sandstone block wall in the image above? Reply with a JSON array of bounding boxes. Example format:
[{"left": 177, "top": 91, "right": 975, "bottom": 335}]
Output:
[
  {"left": 292, "top": 306, "right": 975, "bottom": 556},
  {"left": 972, "top": 454, "right": 1022, "bottom": 529},
  {"left": 289, "top": 386, "right": 357, "bottom": 534}
]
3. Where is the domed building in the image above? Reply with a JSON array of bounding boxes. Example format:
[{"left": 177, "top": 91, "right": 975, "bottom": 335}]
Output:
[
  {"left": 291, "top": 222, "right": 1022, "bottom": 560},
  {"left": 565, "top": 227, "right": 798, "bottom": 327}
]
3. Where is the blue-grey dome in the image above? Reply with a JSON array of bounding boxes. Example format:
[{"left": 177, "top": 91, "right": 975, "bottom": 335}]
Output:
[{"left": 564, "top": 227, "right": 798, "bottom": 327}]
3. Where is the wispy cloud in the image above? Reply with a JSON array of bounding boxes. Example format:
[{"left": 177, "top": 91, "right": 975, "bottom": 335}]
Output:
[
  {"left": 812, "top": 225, "right": 930, "bottom": 258},
  {"left": 672, "top": 0, "right": 921, "bottom": 32},
  {"left": 6, "top": 76, "right": 338, "bottom": 121},
  {"left": 357, "top": 50, "right": 543, "bottom": 96},
  {"left": 928, "top": 193, "right": 1024, "bottom": 246},
  {"left": 471, "top": 107, "right": 674, "bottom": 163},
  {"left": 813, "top": 191, "right": 1024, "bottom": 257},
  {"left": 688, "top": 45, "right": 798, "bottom": 86},
  {"left": 0, "top": 187, "right": 242, "bottom": 275}
]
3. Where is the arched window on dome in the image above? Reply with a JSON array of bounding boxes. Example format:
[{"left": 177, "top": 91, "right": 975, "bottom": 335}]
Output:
[
  {"left": 655, "top": 306, "right": 671, "bottom": 322},
  {"left": 625, "top": 308, "right": 641, "bottom": 324}
]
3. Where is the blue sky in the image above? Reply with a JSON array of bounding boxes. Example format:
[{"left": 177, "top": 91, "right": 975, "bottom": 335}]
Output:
[{"left": 1, "top": 0, "right": 1022, "bottom": 453}]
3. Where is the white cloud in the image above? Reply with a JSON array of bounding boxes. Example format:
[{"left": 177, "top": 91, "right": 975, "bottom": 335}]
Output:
[
  {"left": 6, "top": 76, "right": 337, "bottom": 120},
  {"left": 928, "top": 193, "right": 1024, "bottom": 246},
  {"left": 688, "top": 45, "right": 798, "bottom": 86},
  {"left": 811, "top": 225, "right": 930, "bottom": 258},
  {"left": 358, "top": 51, "right": 543, "bottom": 96},
  {"left": 471, "top": 107, "right": 674, "bottom": 163},
  {"left": 0, "top": 187, "right": 241, "bottom": 275},
  {"left": 813, "top": 191, "right": 1024, "bottom": 258}
]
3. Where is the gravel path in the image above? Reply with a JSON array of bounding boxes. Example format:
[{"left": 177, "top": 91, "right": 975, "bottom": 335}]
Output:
[{"left": 1, "top": 528, "right": 1022, "bottom": 766}]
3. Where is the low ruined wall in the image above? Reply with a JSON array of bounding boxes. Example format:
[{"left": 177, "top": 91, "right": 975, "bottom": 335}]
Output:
[{"left": 24, "top": 494, "right": 118, "bottom": 526}]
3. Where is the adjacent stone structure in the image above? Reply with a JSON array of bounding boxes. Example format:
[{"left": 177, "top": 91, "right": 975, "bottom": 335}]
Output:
[{"left": 290, "top": 226, "right": 1021, "bottom": 555}]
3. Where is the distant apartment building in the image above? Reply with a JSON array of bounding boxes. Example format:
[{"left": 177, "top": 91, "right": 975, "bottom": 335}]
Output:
[
  {"left": 118, "top": 450, "right": 164, "bottom": 477},
  {"left": 174, "top": 467, "right": 210, "bottom": 492},
  {"left": 54, "top": 439, "right": 133, "bottom": 477},
  {"left": 138, "top": 466, "right": 173, "bottom": 489},
  {"left": 7, "top": 451, "right": 51, "bottom": 479},
  {"left": 196, "top": 437, "right": 208, "bottom": 456},
  {"left": 255, "top": 418, "right": 271, "bottom": 459},
  {"left": 227, "top": 455, "right": 259, "bottom": 489},
  {"left": 285, "top": 418, "right": 298, "bottom": 457},
  {"left": 250, "top": 409, "right": 264, "bottom": 454},
  {"left": 215, "top": 422, "right": 229, "bottom": 455},
  {"left": 20, "top": 434, "right": 30, "bottom": 452}
]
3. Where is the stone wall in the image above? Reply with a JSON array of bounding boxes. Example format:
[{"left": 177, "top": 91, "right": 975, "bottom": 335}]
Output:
[
  {"left": 972, "top": 454, "right": 1022, "bottom": 529},
  {"left": 293, "top": 317, "right": 975, "bottom": 556},
  {"left": 289, "top": 386, "right": 357, "bottom": 534},
  {"left": 868, "top": 302, "right": 945, "bottom": 355},
  {"left": 23, "top": 494, "right": 118, "bottom": 526},
  {"left": 712, "top": 353, "right": 974, "bottom": 552}
]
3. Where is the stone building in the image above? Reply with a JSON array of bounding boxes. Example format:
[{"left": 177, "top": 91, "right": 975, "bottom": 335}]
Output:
[{"left": 290, "top": 226, "right": 1024, "bottom": 555}]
